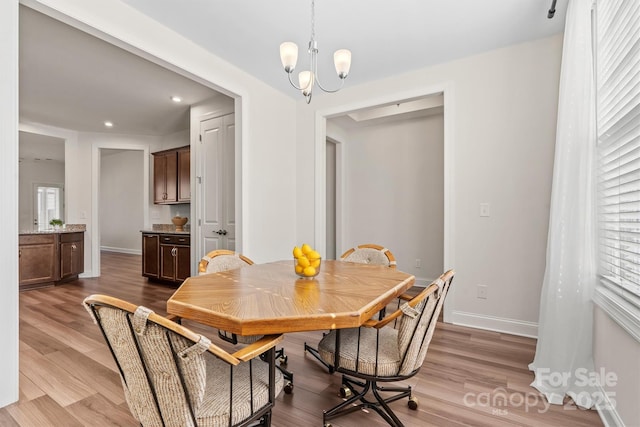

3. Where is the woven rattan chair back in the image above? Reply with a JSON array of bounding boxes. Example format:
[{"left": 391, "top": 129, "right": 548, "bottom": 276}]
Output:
[
  {"left": 198, "top": 249, "right": 254, "bottom": 274},
  {"left": 83, "top": 294, "right": 282, "bottom": 427},
  {"left": 340, "top": 243, "right": 396, "bottom": 268}
]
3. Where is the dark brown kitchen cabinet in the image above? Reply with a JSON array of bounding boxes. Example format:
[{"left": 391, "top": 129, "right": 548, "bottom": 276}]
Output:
[
  {"left": 177, "top": 147, "right": 191, "bottom": 202},
  {"left": 142, "top": 233, "right": 160, "bottom": 278},
  {"left": 19, "top": 231, "right": 85, "bottom": 290},
  {"left": 19, "top": 234, "right": 58, "bottom": 289},
  {"left": 153, "top": 146, "right": 190, "bottom": 204},
  {"left": 142, "top": 232, "right": 190, "bottom": 284},
  {"left": 59, "top": 232, "right": 84, "bottom": 280}
]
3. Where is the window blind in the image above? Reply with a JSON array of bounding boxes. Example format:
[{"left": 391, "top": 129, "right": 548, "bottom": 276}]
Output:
[{"left": 596, "top": 0, "right": 640, "bottom": 307}]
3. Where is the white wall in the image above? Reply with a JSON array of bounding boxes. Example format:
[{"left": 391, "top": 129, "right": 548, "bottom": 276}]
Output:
[
  {"left": 18, "top": 159, "right": 64, "bottom": 231},
  {"left": 296, "top": 34, "right": 562, "bottom": 336},
  {"left": 100, "top": 149, "right": 144, "bottom": 254},
  {"left": 593, "top": 306, "right": 640, "bottom": 426},
  {"left": 0, "top": 0, "right": 19, "bottom": 408},
  {"left": 333, "top": 114, "right": 444, "bottom": 285}
]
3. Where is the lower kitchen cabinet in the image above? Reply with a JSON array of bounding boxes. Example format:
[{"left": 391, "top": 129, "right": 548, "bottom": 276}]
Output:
[
  {"left": 19, "top": 231, "right": 85, "bottom": 290},
  {"left": 19, "top": 234, "right": 58, "bottom": 289},
  {"left": 60, "top": 232, "right": 84, "bottom": 280},
  {"left": 142, "top": 232, "right": 190, "bottom": 284},
  {"left": 142, "top": 233, "right": 160, "bottom": 278}
]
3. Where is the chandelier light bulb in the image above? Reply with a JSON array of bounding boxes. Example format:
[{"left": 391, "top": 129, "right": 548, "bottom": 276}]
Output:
[
  {"left": 334, "top": 49, "right": 352, "bottom": 79},
  {"left": 280, "top": 42, "right": 298, "bottom": 73},
  {"left": 299, "top": 71, "right": 314, "bottom": 96}
]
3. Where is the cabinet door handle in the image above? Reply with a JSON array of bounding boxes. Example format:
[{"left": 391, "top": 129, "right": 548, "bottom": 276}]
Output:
[
  {"left": 171, "top": 247, "right": 177, "bottom": 257},
  {"left": 71, "top": 244, "right": 77, "bottom": 251},
  {"left": 19, "top": 250, "right": 21, "bottom": 258}
]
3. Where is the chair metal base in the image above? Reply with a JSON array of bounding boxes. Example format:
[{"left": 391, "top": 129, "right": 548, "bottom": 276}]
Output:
[
  {"left": 323, "top": 374, "right": 413, "bottom": 427},
  {"left": 304, "top": 341, "right": 335, "bottom": 373},
  {"left": 258, "top": 348, "right": 294, "bottom": 394}
]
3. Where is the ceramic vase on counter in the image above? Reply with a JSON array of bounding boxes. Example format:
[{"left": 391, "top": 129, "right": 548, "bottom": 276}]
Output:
[{"left": 171, "top": 216, "right": 188, "bottom": 231}]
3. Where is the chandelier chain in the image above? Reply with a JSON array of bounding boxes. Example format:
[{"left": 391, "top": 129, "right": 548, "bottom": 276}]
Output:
[{"left": 310, "top": 0, "right": 316, "bottom": 42}]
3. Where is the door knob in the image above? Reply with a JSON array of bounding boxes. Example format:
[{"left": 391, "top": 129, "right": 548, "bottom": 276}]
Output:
[{"left": 214, "top": 229, "right": 228, "bottom": 236}]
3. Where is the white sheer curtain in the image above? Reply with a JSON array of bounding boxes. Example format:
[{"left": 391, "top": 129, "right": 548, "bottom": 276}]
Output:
[{"left": 528, "top": 0, "right": 598, "bottom": 408}]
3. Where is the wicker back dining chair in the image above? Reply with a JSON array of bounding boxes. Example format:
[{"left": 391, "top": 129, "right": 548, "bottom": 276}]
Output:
[
  {"left": 199, "top": 249, "right": 254, "bottom": 275},
  {"left": 199, "top": 249, "right": 293, "bottom": 393},
  {"left": 304, "top": 243, "right": 397, "bottom": 372},
  {"left": 318, "top": 269, "right": 455, "bottom": 427},
  {"left": 83, "top": 294, "right": 284, "bottom": 427},
  {"left": 340, "top": 243, "right": 397, "bottom": 268}
]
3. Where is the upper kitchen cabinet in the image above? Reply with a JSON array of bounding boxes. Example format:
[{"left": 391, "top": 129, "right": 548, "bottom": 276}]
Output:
[
  {"left": 177, "top": 146, "right": 191, "bottom": 202},
  {"left": 153, "top": 146, "right": 190, "bottom": 204}
]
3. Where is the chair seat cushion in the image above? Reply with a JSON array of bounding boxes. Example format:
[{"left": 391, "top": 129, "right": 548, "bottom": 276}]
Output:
[
  {"left": 318, "top": 327, "right": 400, "bottom": 377},
  {"left": 197, "top": 356, "right": 283, "bottom": 426}
]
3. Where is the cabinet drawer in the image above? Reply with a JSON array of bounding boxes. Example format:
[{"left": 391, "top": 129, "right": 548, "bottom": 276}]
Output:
[
  {"left": 60, "top": 232, "right": 83, "bottom": 243},
  {"left": 20, "top": 234, "right": 56, "bottom": 245},
  {"left": 160, "top": 235, "right": 190, "bottom": 246}
]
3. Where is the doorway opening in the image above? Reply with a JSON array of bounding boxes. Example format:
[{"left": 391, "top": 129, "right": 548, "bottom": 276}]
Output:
[{"left": 316, "top": 86, "right": 455, "bottom": 321}]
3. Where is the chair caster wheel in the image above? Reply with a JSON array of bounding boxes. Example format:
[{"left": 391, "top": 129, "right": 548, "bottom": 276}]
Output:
[
  {"left": 284, "top": 382, "right": 294, "bottom": 394},
  {"left": 408, "top": 396, "right": 419, "bottom": 410},
  {"left": 339, "top": 385, "right": 352, "bottom": 398},
  {"left": 279, "top": 355, "right": 288, "bottom": 365}
]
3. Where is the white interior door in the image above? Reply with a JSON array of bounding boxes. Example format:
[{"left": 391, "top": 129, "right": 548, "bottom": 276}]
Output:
[{"left": 199, "top": 114, "right": 235, "bottom": 257}]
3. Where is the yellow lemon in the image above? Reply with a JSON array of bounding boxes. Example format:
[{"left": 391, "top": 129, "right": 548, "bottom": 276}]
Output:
[
  {"left": 301, "top": 243, "right": 313, "bottom": 255},
  {"left": 310, "top": 258, "right": 321, "bottom": 268},
  {"left": 303, "top": 266, "right": 316, "bottom": 277},
  {"left": 293, "top": 246, "right": 303, "bottom": 259},
  {"left": 295, "top": 264, "right": 304, "bottom": 274},
  {"left": 297, "top": 256, "right": 310, "bottom": 268},
  {"left": 308, "top": 250, "right": 320, "bottom": 260}
]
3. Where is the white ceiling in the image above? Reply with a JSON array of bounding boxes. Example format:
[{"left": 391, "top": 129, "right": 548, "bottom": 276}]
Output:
[
  {"left": 19, "top": 131, "right": 65, "bottom": 163},
  {"left": 19, "top": 6, "right": 225, "bottom": 136},
  {"left": 18, "top": 0, "right": 567, "bottom": 138},
  {"left": 120, "top": 0, "right": 568, "bottom": 97}
]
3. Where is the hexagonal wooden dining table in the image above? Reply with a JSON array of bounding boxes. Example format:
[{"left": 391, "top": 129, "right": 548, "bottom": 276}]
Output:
[{"left": 166, "top": 260, "right": 416, "bottom": 336}]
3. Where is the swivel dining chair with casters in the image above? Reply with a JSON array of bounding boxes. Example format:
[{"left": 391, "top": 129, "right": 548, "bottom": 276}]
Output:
[
  {"left": 304, "top": 243, "right": 397, "bottom": 372},
  {"left": 318, "top": 269, "right": 455, "bottom": 427},
  {"left": 199, "top": 249, "right": 293, "bottom": 393},
  {"left": 83, "top": 294, "right": 284, "bottom": 427}
]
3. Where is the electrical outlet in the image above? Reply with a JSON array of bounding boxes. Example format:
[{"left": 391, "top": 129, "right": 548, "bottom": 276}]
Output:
[
  {"left": 415, "top": 259, "right": 421, "bottom": 268},
  {"left": 477, "top": 285, "right": 488, "bottom": 299}
]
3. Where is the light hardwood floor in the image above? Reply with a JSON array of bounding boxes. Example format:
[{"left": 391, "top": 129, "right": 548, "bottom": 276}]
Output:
[{"left": 0, "top": 252, "right": 602, "bottom": 426}]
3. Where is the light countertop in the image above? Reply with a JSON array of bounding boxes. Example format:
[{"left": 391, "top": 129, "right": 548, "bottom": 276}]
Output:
[{"left": 20, "top": 224, "right": 86, "bottom": 235}]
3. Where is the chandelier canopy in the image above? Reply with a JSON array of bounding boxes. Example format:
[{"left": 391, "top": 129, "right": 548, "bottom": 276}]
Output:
[{"left": 279, "top": 0, "right": 352, "bottom": 103}]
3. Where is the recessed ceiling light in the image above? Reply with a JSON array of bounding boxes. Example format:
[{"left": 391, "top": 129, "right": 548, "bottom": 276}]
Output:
[
  {"left": 171, "top": 96, "right": 182, "bottom": 103},
  {"left": 104, "top": 121, "right": 114, "bottom": 128}
]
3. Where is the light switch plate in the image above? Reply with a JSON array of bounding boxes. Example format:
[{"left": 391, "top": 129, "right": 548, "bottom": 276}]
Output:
[{"left": 480, "top": 203, "right": 490, "bottom": 217}]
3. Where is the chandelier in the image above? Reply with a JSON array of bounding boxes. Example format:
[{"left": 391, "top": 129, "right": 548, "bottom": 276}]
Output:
[{"left": 279, "top": 0, "right": 352, "bottom": 103}]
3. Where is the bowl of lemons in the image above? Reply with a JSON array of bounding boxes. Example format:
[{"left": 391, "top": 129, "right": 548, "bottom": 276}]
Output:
[{"left": 293, "top": 243, "right": 321, "bottom": 278}]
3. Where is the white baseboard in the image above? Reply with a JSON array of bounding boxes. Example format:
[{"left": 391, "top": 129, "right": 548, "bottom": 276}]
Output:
[
  {"left": 100, "top": 246, "right": 142, "bottom": 255},
  {"left": 596, "top": 384, "right": 625, "bottom": 427},
  {"left": 450, "top": 310, "right": 538, "bottom": 338}
]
